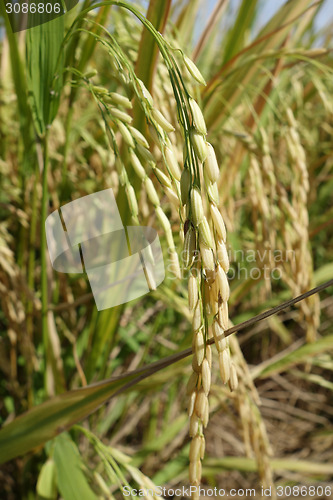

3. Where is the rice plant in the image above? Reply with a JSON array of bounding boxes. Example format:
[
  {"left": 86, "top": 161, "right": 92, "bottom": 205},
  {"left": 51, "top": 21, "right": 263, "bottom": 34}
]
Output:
[{"left": 0, "top": 1, "right": 333, "bottom": 499}]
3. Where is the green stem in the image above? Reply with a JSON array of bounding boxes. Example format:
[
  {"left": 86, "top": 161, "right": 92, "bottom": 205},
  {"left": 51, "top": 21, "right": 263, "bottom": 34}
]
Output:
[
  {"left": 26, "top": 162, "right": 40, "bottom": 407},
  {"left": 41, "top": 132, "right": 50, "bottom": 392}
]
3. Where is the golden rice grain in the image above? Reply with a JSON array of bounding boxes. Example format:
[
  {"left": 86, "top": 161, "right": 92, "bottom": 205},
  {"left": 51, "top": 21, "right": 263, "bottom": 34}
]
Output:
[
  {"left": 195, "top": 388, "right": 207, "bottom": 421},
  {"left": 190, "top": 187, "right": 204, "bottom": 226},
  {"left": 218, "top": 300, "right": 229, "bottom": 330},
  {"left": 110, "top": 107, "right": 132, "bottom": 123},
  {"left": 216, "top": 239, "right": 230, "bottom": 272},
  {"left": 189, "top": 414, "right": 199, "bottom": 437},
  {"left": 194, "top": 330, "right": 205, "bottom": 366},
  {"left": 216, "top": 265, "right": 230, "bottom": 302},
  {"left": 199, "top": 242, "right": 215, "bottom": 271},
  {"left": 188, "top": 390, "right": 197, "bottom": 417},
  {"left": 144, "top": 178, "right": 159, "bottom": 206},
  {"left": 219, "top": 349, "right": 231, "bottom": 384},
  {"left": 192, "top": 300, "right": 201, "bottom": 332},
  {"left": 188, "top": 273, "right": 198, "bottom": 310},
  {"left": 210, "top": 203, "right": 227, "bottom": 241},
  {"left": 109, "top": 91, "right": 132, "bottom": 108},
  {"left": 186, "top": 372, "right": 198, "bottom": 395},
  {"left": 129, "top": 126, "right": 149, "bottom": 148},
  {"left": 130, "top": 151, "right": 146, "bottom": 179},
  {"left": 201, "top": 358, "right": 211, "bottom": 395},
  {"left": 204, "top": 143, "right": 219, "bottom": 182},
  {"left": 184, "top": 55, "right": 206, "bottom": 85},
  {"left": 189, "top": 98, "right": 207, "bottom": 135},
  {"left": 191, "top": 130, "right": 207, "bottom": 162},
  {"left": 229, "top": 363, "right": 239, "bottom": 391},
  {"left": 189, "top": 435, "right": 201, "bottom": 462},
  {"left": 198, "top": 217, "right": 214, "bottom": 248},
  {"left": 118, "top": 121, "right": 135, "bottom": 148},
  {"left": 164, "top": 146, "right": 181, "bottom": 180},
  {"left": 151, "top": 108, "right": 175, "bottom": 132}
]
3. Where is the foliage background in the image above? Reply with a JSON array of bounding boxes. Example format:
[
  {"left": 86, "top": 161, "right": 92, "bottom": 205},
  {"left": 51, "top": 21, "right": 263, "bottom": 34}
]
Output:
[{"left": 0, "top": 0, "right": 332, "bottom": 498}]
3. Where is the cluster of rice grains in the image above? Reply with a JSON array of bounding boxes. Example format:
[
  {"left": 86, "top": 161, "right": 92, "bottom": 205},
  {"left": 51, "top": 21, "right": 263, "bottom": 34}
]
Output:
[
  {"left": 91, "top": 24, "right": 239, "bottom": 497},
  {"left": 183, "top": 100, "right": 239, "bottom": 496}
]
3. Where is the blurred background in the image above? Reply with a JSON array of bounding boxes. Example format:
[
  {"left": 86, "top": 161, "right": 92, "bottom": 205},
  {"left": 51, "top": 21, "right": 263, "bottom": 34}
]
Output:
[{"left": 0, "top": 0, "right": 333, "bottom": 498}]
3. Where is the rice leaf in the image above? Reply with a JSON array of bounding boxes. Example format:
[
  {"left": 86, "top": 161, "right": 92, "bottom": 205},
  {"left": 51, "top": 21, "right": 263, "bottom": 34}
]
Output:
[
  {"left": 26, "top": 15, "right": 65, "bottom": 136},
  {"left": 53, "top": 433, "right": 98, "bottom": 500}
]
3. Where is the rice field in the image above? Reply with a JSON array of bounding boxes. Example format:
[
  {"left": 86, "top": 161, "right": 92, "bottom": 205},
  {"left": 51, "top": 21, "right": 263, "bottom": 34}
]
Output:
[{"left": 0, "top": 1, "right": 333, "bottom": 499}]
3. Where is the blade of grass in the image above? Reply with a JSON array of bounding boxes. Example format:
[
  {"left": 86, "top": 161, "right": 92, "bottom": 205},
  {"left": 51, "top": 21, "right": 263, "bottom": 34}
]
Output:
[{"left": 0, "top": 280, "right": 331, "bottom": 464}]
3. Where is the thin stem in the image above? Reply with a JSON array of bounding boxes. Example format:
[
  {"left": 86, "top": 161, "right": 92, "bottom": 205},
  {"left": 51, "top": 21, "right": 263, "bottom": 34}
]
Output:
[{"left": 41, "top": 132, "right": 50, "bottom": 391}]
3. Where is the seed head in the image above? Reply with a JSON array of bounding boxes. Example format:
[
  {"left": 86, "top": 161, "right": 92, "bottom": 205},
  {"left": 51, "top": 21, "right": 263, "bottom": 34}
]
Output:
[
  {"left": 191, "top": 130, "right": 207, "bottom": 162},
  {"left": 189, "top": 460, "right": 200, "bottom": 486},
  {"left": 186, "top": 372, "right": 198, "bottom": 395},
  {"left": 189, "top": 436, "right": 201, "bottom": 462},
  {"left": 199, "top": 241, "right": 215, "bottom": 271},
  {"left": 169, "top": 250, "right": 181, "bottom": 279},
  {"left": 210, "top": 203, "right": 227, "bottom": 242},
  {"left": 118, "top": 121, "right": 135, "bottom": 148},
  {"left": 165, "top": 187, "right": 179, "bottom": 208},
  {"left": 200, "top": 435, "right": 205, "bottom": 459},
  {"left": 229, "top": 363, "right": 239, "bottom": 391},
  {"left": 144, "top": 263, "right": 157, "bottom": 291},
  {"left": 198, "top": 216, "right": 214, "bottom": 248},
  {"left": 188, "top": 390, "right": 196, "bottom": 417},
  {"left": 184, "top": 55, "right": 206, "bottom": 86},
  {"left": 111, "top": 107, "right": 132, "bottom": 123},
  {"left": 216, "top": 265, "right": 230, "bottom": 302},
  {"left": 189, "top": 98, "right": 207, "bottom": 135},
  {"left": 164, "top": 146, "right": 181, "bottom": 181},
  {"left": 204, "top": 143, "right": 219, "bottom": 182},
  {"left": 109, "top": 92, "right": 132, "bottom": 108},
  {"left": 219, "top": 349, "right": 231, "bottom": 384},
  {"left": 136, "top": 143, "right": 154, "bottom": 163},
  {"left": 189, "top": 414, "right": 199, "bottom": 437},
  {"left": 184, "top": 227, "right": 197, "bottom": 269},
  {"left": 152, "top": 108, "right": 175, "bottom": 133},
  {"left": 192, "top": 300, "right": 202, "bottom": 332},
  {"left": 194, "top": 330, "right": 205, "bottom": 366},
  {"left": 130, "top": 151, "right": 146, "bottom": 179},
  {"left": 212, "top": 319, "right": 227, "bottom": 352},
  {"left": 144, "top": 178, "right": 159, "bottom": 206},
  {"left": 156, "top": 206, "right": 171, "bottom": 234},
  {"left": 205, "top": 176, "right": 219, "bottom": 205},
  {"left": 154, "top": 167, "right": 172, "bottom": 188},
  {"left": 205, "top": 344, "right": 212, "bottom": 368},
  {"left": 190, "top": 187, "right": 204, "bottom": 226},
  {"left": 218, "top": 301, "right": 229, "bottom": 330},
  {"left": 137, "top": 79, "right": 154, "bottom": 105},
  {"left": 216, "top": 239, "right": 230, "bottom": 272},
  {"left": 129, "top": 126, "right": 149, "bottom": 148},
  {"left": 195, "top": 388, "right": 208, "bottom": 421},
  {"left": 126, "top": 185, "right": 138, "bottom": 217},
  {"left": 201, "top": 358, "right": 211, "bottom": 395},
  {"left": 188, "top": 274, "right": 198, "bottom": 311}
]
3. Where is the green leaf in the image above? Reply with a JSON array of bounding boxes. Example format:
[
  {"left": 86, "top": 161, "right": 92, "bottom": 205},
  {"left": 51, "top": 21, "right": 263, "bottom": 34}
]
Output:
[
  {"left": 0, "top": 348, "right": 191, "bottom": 464},
  {"left": 0, "top": 372, "right": 136, "bottom": 464},
  {"left": 26, "top": 15, "right": 65, "bottom": 136},
  {"left": 252, "top": 335, "right": 333, "bottom": 379},
  {"left": 53, "top": 433, "right": 97, "bottom": 500},
  {"left": 222, "top": 0, "right": 258, "bottom": 65},
  {"left": 36, "top": 459, "right": 57, "bottom": 499}
]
